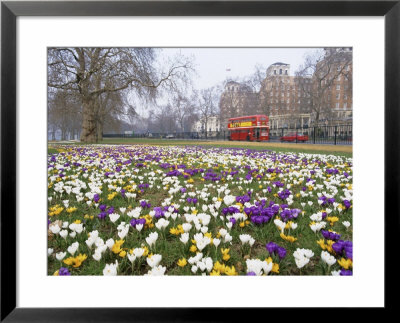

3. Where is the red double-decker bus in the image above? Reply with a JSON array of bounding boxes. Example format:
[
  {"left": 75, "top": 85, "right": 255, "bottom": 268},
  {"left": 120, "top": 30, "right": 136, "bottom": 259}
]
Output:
[{"left": 228, "top": 115, "right": 270, "bottom": 141}]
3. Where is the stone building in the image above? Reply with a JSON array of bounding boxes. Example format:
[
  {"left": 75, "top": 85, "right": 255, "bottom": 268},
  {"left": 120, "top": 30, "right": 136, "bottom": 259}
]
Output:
[
  {"left": 218, "top": 49, "right": 352, "bottom": 134},
  {"left": 259, "top": 62, "right": 312, "bottom": 136},
  {"left": 191, "top": 115, "right": 221, "bottom": 137},
  {"left": 219, "top": 81, "right": 258, "bottom": 128},
  {"left": 314, "top": 47, "right": 353, "bottom": 126}
]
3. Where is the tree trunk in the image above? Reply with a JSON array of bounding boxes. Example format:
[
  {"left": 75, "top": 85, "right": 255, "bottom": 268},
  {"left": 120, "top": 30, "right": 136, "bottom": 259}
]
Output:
[
  {"left": 97, "top": 120, "right": 103, "bottom": 142},
  {"left": 80, "top": 97, "right": 98, "bottom": 143}
]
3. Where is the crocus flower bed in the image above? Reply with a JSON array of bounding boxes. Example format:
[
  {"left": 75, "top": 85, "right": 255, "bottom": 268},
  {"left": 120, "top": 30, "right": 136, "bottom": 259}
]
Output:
[{"left": 47, "top": 144, "right": 353, "bottom": 276}]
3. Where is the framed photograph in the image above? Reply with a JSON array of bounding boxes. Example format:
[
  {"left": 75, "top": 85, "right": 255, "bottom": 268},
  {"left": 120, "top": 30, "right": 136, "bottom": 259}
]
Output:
[{"left": 1, "top": 0, "right": 398, "bottom": 320}]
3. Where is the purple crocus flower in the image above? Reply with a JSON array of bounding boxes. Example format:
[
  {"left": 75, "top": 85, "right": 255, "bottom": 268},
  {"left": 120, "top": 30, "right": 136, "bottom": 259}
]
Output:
[
  {"left": 340, "top": 269, "right": 353, "bottom": 276},
  {"left": 99, "top": 204, "right": 107, "bottom": 212},
  {"left": 58, "top": 267, "right": 71, "bottom": 276},
  {"left": 265, "top": 242, "right": 287, "bottom": 260},
  {"left": 229, "top": 217, "right": 236, "bottom": 225},
  {"left": 93, "top": 194, "right": 100, "bottom": 203},
  {"left": 153, "top": 207, "right": 165, "bottom": 219},
  {"left": 130, "top": 219, "right": 137, "bottom": 227},
  {"left": 140, "top": 201, "right": 151, "bottom": 208},
  {"left": 247, "top": 271, "right": 257, "bottom": 276},
  {"left": 343, "top": 200, "right": 351, "bottom": 209},
  {"left": 98, "top": 211, "right": 107, "bottom": 220},
  {"left": 321, "top": 230, "right": 341, "bottom": 241},
  {"left": 266, "top": 242, "right": 278, "bottom": 254},
  {"left": 277, "top": 247, "right": 287, "bottom": 259}
]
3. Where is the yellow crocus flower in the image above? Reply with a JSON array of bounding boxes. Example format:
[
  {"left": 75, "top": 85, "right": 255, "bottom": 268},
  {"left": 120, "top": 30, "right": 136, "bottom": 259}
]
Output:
[
  {"left": 338, "top": 258, "right": 353, "bottom": 269},
  {"left": 272, "top": 263, "right": 280, "bottom": 274},
  {"left": 225, "top": 266, "right": 237, "bottom": 276},
  {"left": 177, "top": 258, "right": 187, "bottom": 267},
  {"left": 210, "top": 270, "right": 221, "bottom": 276}
]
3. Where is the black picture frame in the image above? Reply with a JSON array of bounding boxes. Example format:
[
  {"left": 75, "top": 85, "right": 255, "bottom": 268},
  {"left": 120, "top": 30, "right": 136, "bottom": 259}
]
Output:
[{"left": 1, "top": 0, "right": 398, "bottom": 321}]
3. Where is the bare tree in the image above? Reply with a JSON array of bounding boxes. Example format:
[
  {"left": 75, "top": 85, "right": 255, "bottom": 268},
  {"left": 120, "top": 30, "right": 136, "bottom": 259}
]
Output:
[
  {"left": 170, "top": 92, "right": 196, "bottom": 133},
  {"left": 48, "top": 88, "right": 81, "bottom": 140},
  {"left": 296, "top": 48, "right": 352, "bottom": 125},
  {"left": 48, "top": 47, "right": 193, "bottom": 143},
  {"left": 196, "top": 86, "right": 220, "bottom": 138}
]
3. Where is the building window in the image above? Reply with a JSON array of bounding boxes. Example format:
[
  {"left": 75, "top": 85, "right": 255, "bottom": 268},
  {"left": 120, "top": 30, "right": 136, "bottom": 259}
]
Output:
[
  {"left": 279, "top": 69, "right": 282, "bottom": 75},
  {"left": 285, "top": 70, "right": 288, "bottom": 75},
  {"left": 336, "top": 103, "right": 340, "bottom": 109},
  {"left": 336, "top": 93, "right": 340, "bottom": 99},
  {"left": 336, "top": 85, "right": 340, "bottom": 90},
  {"left": 274, "top": 70, "right": 277, "bottom": 75},
  {"left": 343, "top": 103, "right": 347, "bottom": 109}
]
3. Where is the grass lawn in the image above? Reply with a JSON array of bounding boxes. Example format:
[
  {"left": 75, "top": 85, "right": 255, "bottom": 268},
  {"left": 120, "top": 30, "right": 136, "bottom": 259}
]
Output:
[{"left": 49, "top": 138, "right": 352, "bottom": 158}]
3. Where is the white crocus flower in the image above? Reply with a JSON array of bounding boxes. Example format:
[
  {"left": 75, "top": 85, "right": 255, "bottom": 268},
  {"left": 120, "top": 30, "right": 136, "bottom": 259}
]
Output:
[
  {"left": 295, "top": 256, "right": 310, "bottom": 269},
  {"left": 136, "top": 224, "right": 144, "bottom": 232},
  {"left": 224, "top": 233, "right": 233, "bottom": 243},
  {"left": 145, "top": 232, "right": 158, "bottom": 247},
  {"left": 92, "top": 252, "right": 102, "bottom": 261},
  {"left": 67, "top": 242, "right": 79, "bottom": 256},
  {"left": 239, "top": 234, "right": 252, "bottom": 245},
  {"left": 49, "top": 223, "right": 61, "bottom": 234},
  {"left": 127, "top": 253, "right": 136, "bottom": 263},
  {"left": 182, "top": 223, "right": 192, "bottom": 232},
  {"left": 145, "top": 265, "right": 166, "bottom": 276},
  {"left": 342, "top": 221, "right": 351, "bottom": 229},
  {"left": 321, "top": 251, "right": 336, "bottom": 266},
  {"left": 274, "top": 219, "right": 286, "bottom": 232},
  {"left": 223, "top": 195, "right": 236, "bottom": 206},
  {"left": 155, "top": 218, "right": 170, "bottom": 231},
  {"left": 59, "top": 230, "right": 68, "bottom": 239},
  {"left": 48, "top": 248, "right": 53, "bottom": 256},
  {"left": 133, "top": 248, "right": 145, "bottom": 258},
  {"left": 109, "top": 213, "right": 120, "bottom": 223},
  {"left": 293, "top": 248, "right": 314, "bottom": 269},
  {"left": 219, "top": 228, "right": 227, "bottom": 238},
  {"left": 180, "top": 233, "right": 189, "bottom": 244},
  {"left": 103, "top": 261, "right": 118, "bottom": 276},
  {"left": 56, "top": 252, "right": 67, "bottom": 261},
  {"left": 147, "top": 254, "right": 162, "bottom": 268},
  {"left": 249, "top": 237, "right": 255, "bottom": 247},
  {"left": 106, "top": 238, "right": 115, "bottom": 250},
  {"left": 213, "top": 238, "right": 221, "bottom": 248}
]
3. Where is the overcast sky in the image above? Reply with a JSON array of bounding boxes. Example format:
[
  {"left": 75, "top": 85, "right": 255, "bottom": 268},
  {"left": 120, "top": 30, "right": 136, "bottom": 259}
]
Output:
[
  {"left": 160, "top": 47, "right": 323, "bottom": 89},
  {"left": 134, "top": 47, "right": 323, "bottom": 117}
]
